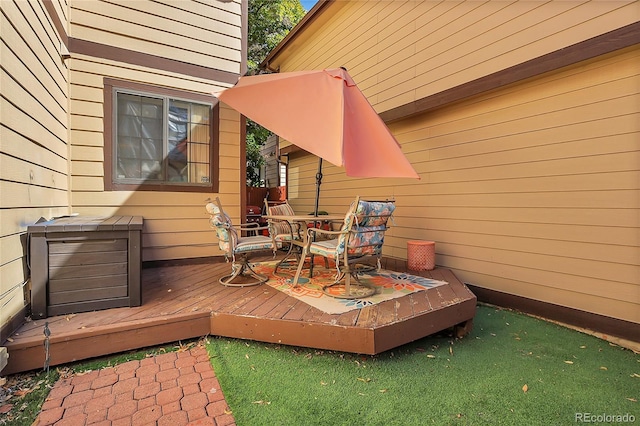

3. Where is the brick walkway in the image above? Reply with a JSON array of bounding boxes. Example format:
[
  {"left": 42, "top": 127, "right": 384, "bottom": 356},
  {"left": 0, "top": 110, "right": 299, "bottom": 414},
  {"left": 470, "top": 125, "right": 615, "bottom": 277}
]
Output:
[{"left": 33, "top": 347, "right": 235, "bottom": 426}]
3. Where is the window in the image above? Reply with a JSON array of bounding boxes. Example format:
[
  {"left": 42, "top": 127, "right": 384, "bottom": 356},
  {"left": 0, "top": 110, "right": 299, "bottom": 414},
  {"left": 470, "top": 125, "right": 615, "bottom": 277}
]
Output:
[{"left": 104, "top": 79, "right": 219, "bottom": 192}]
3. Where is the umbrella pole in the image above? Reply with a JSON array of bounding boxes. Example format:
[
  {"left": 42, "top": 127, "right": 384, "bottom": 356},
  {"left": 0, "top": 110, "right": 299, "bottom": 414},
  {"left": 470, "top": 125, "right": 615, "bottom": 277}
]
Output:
[
  {"left": 310, "top": 158, "right": 323, "bottom": 277},
  {"left": 314, "top": 158, "right": 322, "bottom": 216}
]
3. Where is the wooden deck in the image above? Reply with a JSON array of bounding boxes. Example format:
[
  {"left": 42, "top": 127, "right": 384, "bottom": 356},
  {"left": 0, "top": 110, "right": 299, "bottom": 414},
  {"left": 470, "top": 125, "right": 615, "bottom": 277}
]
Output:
[{"left": 3, "top": 257, "right": 476, "bottom": 375}]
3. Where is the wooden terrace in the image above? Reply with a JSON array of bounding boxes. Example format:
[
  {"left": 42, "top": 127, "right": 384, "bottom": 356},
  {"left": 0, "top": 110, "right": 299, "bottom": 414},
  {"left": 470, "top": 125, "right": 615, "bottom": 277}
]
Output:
[{"left": 3, "top": 256, "right": 476, "bottom": 375}]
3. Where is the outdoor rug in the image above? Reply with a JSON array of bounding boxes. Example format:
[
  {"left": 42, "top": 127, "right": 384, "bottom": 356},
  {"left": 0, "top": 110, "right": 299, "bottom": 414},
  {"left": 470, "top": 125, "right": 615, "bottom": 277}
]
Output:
[{"left": 252, "top": 261, "right": 448, "bottom": 314}]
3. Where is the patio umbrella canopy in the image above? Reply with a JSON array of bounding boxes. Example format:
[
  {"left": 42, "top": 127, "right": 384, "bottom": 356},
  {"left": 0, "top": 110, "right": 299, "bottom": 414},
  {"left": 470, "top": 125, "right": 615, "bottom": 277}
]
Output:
[{"left": 214, "top": 68, "right": 419, "bottom": 212}]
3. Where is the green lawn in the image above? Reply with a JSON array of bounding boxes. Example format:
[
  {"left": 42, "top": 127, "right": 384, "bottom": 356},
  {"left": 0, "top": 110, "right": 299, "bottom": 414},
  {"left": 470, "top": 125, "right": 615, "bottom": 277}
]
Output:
[{"left": 207, "top": 305, "right": 639, "bottom": 425}]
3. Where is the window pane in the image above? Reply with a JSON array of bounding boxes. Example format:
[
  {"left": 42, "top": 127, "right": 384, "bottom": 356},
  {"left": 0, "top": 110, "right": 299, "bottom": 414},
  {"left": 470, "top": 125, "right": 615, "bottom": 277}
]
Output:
[
  {"left": 140, "top": 160, "right": 162, "bottom": 180},
  {"left": 169, "top": 99, "right": 211, "bottom": 184},
  {"left": 190, "top": 163, "right": 210, "bottom": 183},
  {"left": 191, "top": 104, "right": 210, "bottom": 125},
  {"left": 113, "top": 90, "right": 212, "bottom": 187},
  {"left": 141, "top": 103, "right": 161, "bottom": 119},
  {"left": 117, "top": 158, "right": 140, "bottom": 180},
  {"left": 116, "top": 93, "right": 164, "bottom": 180},
  {"left": 191, "top": 123, "right": 209, "bottom": 143},
  {"left": 141, "top": 138, "right": 163, "bottom": 160},
  {"left": 167, "top": 101, "right": 187, "bottom": 182},
  {"left": 117, "top": 137, "right": 140, "bottom": 159}
]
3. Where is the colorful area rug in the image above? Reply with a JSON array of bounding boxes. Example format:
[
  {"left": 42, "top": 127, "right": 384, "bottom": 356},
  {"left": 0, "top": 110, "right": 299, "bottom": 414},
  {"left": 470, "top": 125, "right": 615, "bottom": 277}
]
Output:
[{"left": 252, "top": 261, "right": 448, "bottom": 315}]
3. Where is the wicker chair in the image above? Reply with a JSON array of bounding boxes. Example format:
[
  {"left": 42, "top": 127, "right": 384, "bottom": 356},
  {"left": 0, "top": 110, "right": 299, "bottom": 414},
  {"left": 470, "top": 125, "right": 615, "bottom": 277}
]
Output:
[
  {"left": 293, "top": 196, "right": 396, "bottom": 299},
  {"left": 206, "top": 197, "right": 277, "bottom": 287}
]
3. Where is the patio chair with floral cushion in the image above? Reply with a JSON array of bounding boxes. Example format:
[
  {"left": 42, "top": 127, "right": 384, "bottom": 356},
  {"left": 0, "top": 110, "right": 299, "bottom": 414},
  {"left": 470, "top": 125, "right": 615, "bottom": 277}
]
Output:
[
  {"left": 206, "top": 197, "right": 278, "bottom": 287},
  {"left": 292, "top": 196, "right": 396, "bottom": 299}
]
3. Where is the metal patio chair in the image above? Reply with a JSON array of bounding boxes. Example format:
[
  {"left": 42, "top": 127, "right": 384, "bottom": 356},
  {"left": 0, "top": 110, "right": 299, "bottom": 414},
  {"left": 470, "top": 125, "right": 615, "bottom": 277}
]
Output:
[
  {"left": 293, "top": 196, "right": 396, "bottom": 299},
  {"left": 206, "top": 197, "right": 277, "bottom": 287},
  {"left": 264, "top": 199, "right": 303, "bottom": 247}
]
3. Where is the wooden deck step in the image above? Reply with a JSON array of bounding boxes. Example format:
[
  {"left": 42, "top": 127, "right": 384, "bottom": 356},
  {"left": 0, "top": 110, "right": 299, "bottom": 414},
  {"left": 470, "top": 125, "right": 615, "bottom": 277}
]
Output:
[{"left": 2, "top": 258, "right": 476, "bottom": 375}]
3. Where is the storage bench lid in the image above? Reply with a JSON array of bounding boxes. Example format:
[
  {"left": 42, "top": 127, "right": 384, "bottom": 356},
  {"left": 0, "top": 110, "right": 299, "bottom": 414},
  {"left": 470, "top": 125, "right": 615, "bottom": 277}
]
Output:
[{"left": 28, "top": 215, "right": 143, "bottom": 233}]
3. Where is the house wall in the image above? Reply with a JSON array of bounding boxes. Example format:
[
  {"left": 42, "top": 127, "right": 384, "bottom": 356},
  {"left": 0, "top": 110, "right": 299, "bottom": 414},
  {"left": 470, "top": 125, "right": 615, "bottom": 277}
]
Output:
[
  {"left": 1, "top": 0, "right": 245, "bottom": 347},
  {"left": 275, "top": 1, "right": 639, "bottom": 112},
  {"left": 260, "top": 134, "right": 280, "bottom": 188},
  {"left": 0, "top": 0, "right": 71, "bottom": 331},
  {"left": 67, "top": 0, "right": 244, "bottom": 261},
  {"left": 269, "top": 1, "right": 640, "bottom": 325}
]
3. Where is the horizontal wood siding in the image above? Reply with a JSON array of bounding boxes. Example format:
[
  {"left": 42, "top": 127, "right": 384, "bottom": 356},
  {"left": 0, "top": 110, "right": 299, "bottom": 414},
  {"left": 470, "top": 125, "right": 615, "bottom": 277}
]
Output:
[
  {"left": 286, "top": 47, "right": 640, "bottom": 324},
  {"left": 274, "top": 1, "right": 639, "bottom": 114},
  {"left": 0, "top": 0, "right": 71, "bottom": 329},
  {"left": 274, "top": 2, "right": 640, "bottom": 325},
  {"left": 69, "top": 0, "right": 242, "bottom": 73},
  {"left": 67, "top": 0, "right": 244, "bottom": 262}
]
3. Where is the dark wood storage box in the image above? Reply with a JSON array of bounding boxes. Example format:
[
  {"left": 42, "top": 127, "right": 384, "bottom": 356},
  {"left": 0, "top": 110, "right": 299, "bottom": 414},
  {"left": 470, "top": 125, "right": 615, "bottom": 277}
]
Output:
[{"left": 28, "top": 216, "right": 143, "bottom": 319}]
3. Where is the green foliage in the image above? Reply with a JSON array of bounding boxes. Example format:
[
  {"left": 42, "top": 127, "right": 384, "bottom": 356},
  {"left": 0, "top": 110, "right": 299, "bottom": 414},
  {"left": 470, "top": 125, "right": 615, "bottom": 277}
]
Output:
[
  {"left": 245, "top": 0, "right": 305, "bottom": 185},
  {"left": 207, "top": 305, "right": 639, "bottom": 425},
  {"left": 248, "top": 0, "right": 306, "bottom": 74},
  {"left": 246, "top": 119, "right": 269, "bottom": 186}
]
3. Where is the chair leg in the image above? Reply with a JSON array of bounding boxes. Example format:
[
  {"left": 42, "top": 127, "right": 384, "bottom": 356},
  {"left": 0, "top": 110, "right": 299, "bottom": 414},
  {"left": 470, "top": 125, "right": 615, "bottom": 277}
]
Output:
[
  {"left": 219, "top": 257, "right": 268, "bottom": 287},
  {"left": 292, "top": 247, "right": 309, "bottom": 287},
  {"left": 273, "top": 241, "right": 296, "bottom": 276}
]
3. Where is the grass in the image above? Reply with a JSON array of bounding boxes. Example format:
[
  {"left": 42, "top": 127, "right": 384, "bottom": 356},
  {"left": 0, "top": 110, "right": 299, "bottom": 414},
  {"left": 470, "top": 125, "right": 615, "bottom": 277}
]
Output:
[
  {"left": 0, "top": 370, "right": 58, "bottom": 425},
  {"left": 206, "top": 305, "right": 639, "bottom": 425}
]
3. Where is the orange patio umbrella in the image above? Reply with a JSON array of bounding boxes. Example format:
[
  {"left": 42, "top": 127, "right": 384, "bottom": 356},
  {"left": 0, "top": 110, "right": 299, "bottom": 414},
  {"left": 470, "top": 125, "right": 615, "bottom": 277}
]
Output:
[{"left": 214, "top": 68, "right": 419, "bottom": 213}]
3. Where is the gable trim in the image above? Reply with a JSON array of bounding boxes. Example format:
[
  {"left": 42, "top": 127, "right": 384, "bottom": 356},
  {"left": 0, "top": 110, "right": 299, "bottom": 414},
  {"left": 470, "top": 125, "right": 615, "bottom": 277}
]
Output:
[
  {"left": 42, "top": 0, "right": 68, "bottom": 47},
  {"left": 380, "top": 21, "right": 640, "bottom": 123},
  {"left": 69, "top": 38, "right": 239, "bottom": 84}
]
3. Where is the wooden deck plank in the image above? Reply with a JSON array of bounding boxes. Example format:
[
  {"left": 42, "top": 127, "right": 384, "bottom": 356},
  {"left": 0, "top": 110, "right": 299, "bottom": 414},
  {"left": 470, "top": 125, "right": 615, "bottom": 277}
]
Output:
[
  {"left": 218, "top": 285, "right": 272, "bottom": 314},
  {"left": 441, "top": 269, "right": 476, "bottom": 301},
  {"left": 232, "top": 287, "right": 281, "bottom": 316},
  {"left": 3, "top": 262, "right": 476, "bottom": 374},
  {"left": 251, "top": 291, "right": 290, "bottom": 317},
  {"left": 396, "top": 295, "right": 415, "bottom": 321},
  {"left": 337, "top": 309, "right": 360, "bottom": 327},
  {"left": 77, "top": 264, "right": 216, "bottom": 325},
  {"left": 411, "top": 289, "right": 434, "bottom": 315},
  {"left": 374, "top": 299, "right": 397, "bottom": 325},
  {"left": 265, "top": 293, "right": 298, "bottom": 319},
  {"left": 5, "top": 312, "right": 212, "bottom": 375},
  {"left": 355, "top": 305, "right": 379, "bottom": 328},
  {"left": 282, "top": 300, "right": 313, "bottom": 321},
  {"left": 300, "top": 305, "right": 328, "bottom": 323},
  {"left": 207, "top": 286, "right": 256, "bottom": 311}
]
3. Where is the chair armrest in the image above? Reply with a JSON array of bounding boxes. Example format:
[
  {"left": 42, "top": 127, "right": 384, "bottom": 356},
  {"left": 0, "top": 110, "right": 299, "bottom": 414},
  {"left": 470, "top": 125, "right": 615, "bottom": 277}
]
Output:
[
  {"left": 236, "top": 223, "right": 271, "bottom": 233},
  {"left": 266, "top": 218, "right": 301, "bottom": 240},
  {"left": 305, "top": 226, "right": 345, "bottom": 240},
  {"left": 236, "top": 222, "right": 261, "bottom": 229}
]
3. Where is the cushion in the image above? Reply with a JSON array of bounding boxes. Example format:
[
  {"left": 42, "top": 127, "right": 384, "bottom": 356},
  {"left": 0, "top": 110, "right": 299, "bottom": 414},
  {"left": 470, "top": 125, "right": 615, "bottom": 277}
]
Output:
[
  {"left": 235, "top": 235, "right": 276, "bottom": 254},
  {"left": 268, "top": 202, "right": 301, "bottom": 238}
]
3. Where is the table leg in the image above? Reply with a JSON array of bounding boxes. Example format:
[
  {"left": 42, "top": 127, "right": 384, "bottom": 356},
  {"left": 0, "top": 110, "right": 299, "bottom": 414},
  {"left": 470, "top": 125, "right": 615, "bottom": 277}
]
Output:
[
  {"left": 273, "top": 240, "right": 298, "bottom": 276},
  {"left": 292, "top": 245, "right": 308, "bottom": 287}
]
